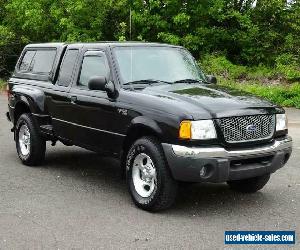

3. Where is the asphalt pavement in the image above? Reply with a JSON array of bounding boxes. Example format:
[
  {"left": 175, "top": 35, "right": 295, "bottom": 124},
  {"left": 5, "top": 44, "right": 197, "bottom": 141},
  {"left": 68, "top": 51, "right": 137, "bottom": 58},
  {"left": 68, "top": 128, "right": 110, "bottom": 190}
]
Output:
[{"left": 0, "top": 93, "right": 299, "bottom": 249}]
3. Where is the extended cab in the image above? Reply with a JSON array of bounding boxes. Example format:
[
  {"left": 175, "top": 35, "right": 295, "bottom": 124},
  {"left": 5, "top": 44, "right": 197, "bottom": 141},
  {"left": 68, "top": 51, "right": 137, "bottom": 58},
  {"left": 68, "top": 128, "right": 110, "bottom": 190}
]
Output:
[{"left": 6, "top": 42, "right": 293, "bottom": 211}]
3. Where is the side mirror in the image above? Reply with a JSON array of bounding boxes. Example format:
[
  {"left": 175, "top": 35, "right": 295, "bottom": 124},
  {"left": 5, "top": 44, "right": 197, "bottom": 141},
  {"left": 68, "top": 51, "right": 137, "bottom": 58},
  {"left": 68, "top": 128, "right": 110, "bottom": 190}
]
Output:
[
  {"left": 88, "top": 76, "right": 117, "bottom": 98},
  {"left": 206, "top": 75, "right": 217, "bottom": 84},
  {"left": 88, "top": 76, "right": 107, "bottom": 91}
]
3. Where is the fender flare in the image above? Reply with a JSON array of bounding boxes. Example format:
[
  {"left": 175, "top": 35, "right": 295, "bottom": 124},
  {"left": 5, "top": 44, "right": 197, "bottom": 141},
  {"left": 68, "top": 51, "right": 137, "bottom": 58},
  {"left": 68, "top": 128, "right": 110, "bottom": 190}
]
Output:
[
  {"left": 120, "top": 116, "right": 164, "bottom": 178},
  {"left": 127, "top": 116, "right": 163, "bottom": 138},
  {"left": 12, "top": 85, "right": 46, "bottom": 113}
]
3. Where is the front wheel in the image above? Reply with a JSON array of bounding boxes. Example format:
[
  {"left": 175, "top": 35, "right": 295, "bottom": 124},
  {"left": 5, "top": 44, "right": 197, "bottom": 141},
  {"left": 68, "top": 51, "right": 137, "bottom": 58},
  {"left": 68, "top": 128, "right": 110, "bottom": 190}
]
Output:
[
  {"left": 15, "top": 113, "right": 46, "bottom": 166},
  {"left": 126, "top": 136, "right": 178, "bottom": 211},
  {"left": 227, "top": 174, "right": 271, "bottom": 193}
]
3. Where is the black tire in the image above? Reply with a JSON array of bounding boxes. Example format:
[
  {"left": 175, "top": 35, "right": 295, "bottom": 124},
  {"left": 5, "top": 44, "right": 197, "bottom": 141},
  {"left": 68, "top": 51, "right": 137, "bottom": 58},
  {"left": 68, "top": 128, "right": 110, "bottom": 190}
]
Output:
[
  {"left": 15, "top": 113, "right": 46, "bottom": 166},
  {"left": 126, "top": 136, "right": 178, "bottom": 211},
  {"left": 227, "top": 174, "right": 270, "bottom": 193}
]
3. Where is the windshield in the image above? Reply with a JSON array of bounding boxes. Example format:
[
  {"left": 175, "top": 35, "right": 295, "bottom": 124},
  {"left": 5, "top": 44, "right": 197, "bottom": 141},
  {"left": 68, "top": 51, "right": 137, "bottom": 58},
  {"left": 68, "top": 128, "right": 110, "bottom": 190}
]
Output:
[{"left": 113, "top": 46, "right": 206, "bottom": 85}]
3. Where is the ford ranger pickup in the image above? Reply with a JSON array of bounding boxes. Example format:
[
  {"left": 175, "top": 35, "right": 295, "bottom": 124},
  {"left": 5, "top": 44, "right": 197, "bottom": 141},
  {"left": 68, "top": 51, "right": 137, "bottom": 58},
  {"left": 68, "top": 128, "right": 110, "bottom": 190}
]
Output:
[{"left": 6, "top": 42, "right": 293, "bottom": 211}]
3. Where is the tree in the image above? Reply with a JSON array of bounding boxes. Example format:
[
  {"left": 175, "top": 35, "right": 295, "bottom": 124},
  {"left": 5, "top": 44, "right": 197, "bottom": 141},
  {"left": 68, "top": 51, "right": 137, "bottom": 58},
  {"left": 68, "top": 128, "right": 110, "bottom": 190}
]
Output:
[{"left": 0, "top": 0, "right": 299, "bottom": 76}]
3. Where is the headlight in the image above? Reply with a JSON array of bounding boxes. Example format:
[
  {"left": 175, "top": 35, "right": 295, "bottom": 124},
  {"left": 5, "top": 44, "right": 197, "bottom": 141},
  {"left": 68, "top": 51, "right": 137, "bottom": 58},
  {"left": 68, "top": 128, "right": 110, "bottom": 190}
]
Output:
[
  {"left": 179, "top": 120, "right": 217, "bottom": 140},
  {"left": 276, "top": 114, "right": 288, "bottom": 131}
]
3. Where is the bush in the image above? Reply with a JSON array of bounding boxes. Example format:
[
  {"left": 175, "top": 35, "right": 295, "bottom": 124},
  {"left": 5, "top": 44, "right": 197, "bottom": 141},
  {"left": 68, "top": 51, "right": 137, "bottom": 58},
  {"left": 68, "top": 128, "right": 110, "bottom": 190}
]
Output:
[
  {"left": 218, "top": 79, "right": 300, "bottom": 109},
  {"left": 200, "top": 55, "right": 300, "bottom": 108},
  {"left": 200, "top": 54, "right": 300, "bottom": 83},
  {"left": 275, "top": 54, "right": 300, "bottom": 81},
  {"left": 0, "top": 79, "right": 7, "bottom": 91},
  {"left": 200, "top": 54, "right": 247, "bottom": 79}
]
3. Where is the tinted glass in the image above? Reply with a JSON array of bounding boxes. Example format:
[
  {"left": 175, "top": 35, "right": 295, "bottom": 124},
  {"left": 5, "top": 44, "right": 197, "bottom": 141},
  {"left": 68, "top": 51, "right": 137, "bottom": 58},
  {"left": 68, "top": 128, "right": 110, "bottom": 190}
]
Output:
[
  {"left": 78, "top": 55, "right": 109, "bottom": 87},
  {"left": 31, "top": 50, "right": 56, "bottom": 74},
  {"left": 19, "top": 50, "right": 36, "bottom": 72},
  {"left": 57, "top": 49, "right": 79, "bottom": 87},
  {"left": 114, "top": 47, "right": 206, "bottom": 84}
]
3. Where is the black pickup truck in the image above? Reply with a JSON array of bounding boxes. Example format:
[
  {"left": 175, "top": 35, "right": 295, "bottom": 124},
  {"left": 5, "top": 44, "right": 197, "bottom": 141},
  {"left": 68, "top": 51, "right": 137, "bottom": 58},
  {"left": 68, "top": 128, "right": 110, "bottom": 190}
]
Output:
[{"left": 6, "top": 42, "right": 292, "bottom": 211}]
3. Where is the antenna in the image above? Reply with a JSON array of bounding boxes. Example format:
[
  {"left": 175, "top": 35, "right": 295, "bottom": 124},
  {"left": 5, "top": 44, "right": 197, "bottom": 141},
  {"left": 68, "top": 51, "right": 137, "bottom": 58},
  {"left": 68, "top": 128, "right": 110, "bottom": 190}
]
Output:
[{"left": 129, "top": 8, "right": 132, "bottom": 40}]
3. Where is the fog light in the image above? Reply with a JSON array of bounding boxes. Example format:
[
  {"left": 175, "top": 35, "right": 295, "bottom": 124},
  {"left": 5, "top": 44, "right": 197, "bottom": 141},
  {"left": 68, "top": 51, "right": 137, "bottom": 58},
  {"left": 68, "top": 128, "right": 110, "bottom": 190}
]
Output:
[{"left": 199, "top": 166, "right": 207, "bottom": 177}]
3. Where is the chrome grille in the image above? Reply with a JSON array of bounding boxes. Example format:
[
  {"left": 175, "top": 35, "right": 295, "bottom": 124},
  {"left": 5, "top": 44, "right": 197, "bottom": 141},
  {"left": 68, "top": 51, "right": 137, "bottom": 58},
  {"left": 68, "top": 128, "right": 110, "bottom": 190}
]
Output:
[{"left": 218, "top": 115, "right": 275, "bottom": 143}]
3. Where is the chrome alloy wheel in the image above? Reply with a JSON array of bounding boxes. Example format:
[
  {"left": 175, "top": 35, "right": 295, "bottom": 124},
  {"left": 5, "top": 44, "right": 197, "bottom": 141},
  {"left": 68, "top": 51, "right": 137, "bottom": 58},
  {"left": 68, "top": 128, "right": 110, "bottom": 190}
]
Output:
[
  {"left": 132, "top": 153, "right": 157, "bottom": 198},
  {"left": 18, "top": 124, "right": 31, "bottom": 156}
]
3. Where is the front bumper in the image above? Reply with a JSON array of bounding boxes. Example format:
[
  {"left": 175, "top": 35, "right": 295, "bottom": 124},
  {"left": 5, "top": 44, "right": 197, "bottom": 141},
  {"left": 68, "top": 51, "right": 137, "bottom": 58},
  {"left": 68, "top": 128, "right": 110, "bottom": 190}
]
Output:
[{"left": 162, "top": 136, "right": 292, "bottom": 183}]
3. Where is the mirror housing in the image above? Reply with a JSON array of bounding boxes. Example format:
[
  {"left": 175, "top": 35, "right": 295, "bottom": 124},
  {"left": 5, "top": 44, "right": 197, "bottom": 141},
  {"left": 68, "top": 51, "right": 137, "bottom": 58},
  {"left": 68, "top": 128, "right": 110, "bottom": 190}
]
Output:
[
  {"left": 88, "top": 76, "right": 117, "bottom": 98},
  {"left": 88, "top": 76, "right": 107, "bottom": 91},
  {"left": 206, "top": 75, "right": 217, "bottom": 84}
]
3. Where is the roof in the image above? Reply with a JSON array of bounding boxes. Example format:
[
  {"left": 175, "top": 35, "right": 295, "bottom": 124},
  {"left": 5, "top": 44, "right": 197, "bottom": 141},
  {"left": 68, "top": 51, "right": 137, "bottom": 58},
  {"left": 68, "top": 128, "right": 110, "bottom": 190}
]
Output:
[{"left": 25, "top": 41, "right": 183, "bottom": 49}]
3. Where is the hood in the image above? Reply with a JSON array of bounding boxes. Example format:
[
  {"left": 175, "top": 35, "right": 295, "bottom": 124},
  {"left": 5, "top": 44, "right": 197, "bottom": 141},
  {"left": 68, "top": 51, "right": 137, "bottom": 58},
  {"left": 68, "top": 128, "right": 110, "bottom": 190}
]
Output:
[{"left": 138, "top": 83, "right": 282, "bottom": 119}]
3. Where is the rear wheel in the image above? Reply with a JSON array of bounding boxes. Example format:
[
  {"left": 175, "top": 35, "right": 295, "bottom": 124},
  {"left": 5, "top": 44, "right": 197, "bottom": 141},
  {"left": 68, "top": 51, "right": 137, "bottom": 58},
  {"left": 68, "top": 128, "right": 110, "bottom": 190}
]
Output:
[
  {"left": 227, "top": 174, "right": 270, "bottom": 193},
  {"left": 126, "top": 136, "right": 178, "bottom": 211},
  {"left": 15, "top": 113, "right": 46, "bottom": 166}
]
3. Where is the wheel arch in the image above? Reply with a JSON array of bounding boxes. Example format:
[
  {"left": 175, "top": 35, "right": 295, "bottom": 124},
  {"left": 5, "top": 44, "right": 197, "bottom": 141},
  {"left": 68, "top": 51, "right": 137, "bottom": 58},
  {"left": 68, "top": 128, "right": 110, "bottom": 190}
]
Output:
[
  {"left": 14, "top": 100, "right": 32, "bottom": 125},
  {"left": 120, "top": 117, "right": 164, "bottom": 175},
  {"left": 12, "top": 84, "right": 46, "bottom": 114}
]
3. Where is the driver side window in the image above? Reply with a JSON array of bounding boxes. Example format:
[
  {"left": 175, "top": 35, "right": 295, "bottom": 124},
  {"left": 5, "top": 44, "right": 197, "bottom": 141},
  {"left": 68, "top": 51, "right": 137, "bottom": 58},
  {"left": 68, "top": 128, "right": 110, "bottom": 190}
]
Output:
[{"left": 78, "top": 54, "right": 109, "bottom": 87}]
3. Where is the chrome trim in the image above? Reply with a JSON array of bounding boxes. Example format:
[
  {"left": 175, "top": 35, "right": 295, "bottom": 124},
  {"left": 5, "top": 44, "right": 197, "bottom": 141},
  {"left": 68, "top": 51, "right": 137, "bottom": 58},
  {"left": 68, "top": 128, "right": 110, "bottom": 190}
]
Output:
[
  {"left": 32, "top": 113, "right": 50, "bottom": 117},
  {"left": 52, "top": 117, "right": 126, "bottom": 137},
  {"left": 171, "top": 137, "right": 292, "bottom": 158},
  {"left": 217, "top": 114, "right": 275, "bottom": 143}
]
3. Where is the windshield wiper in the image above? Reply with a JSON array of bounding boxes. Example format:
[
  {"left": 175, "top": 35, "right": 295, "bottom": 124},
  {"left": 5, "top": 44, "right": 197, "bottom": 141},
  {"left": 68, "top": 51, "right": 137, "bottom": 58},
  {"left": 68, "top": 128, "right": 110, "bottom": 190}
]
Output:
[
  {"left": 173, "top": 78, "right": 203, "bottom": 84},
  {"left": 123, "top": 79, "right": 171, "bottom": 85}
]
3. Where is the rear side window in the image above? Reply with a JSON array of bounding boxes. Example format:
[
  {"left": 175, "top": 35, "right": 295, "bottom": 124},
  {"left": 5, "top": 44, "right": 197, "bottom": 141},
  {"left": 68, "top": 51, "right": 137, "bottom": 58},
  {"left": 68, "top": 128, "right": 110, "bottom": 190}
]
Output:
[
  {"left": 78, "top": 55, "right": 109, "bottom": 87},
  {"left": 57, "top": 49, "right": 79, "bottom": 87},
  {"left": 18, "top": 49, "right": 56, "bottom": 75},
  {"left": 19, "top": 50, "right": 36, "bottom": 72},
  {"left": 31, "top": 50, "right": 56, "bottom": 74}
]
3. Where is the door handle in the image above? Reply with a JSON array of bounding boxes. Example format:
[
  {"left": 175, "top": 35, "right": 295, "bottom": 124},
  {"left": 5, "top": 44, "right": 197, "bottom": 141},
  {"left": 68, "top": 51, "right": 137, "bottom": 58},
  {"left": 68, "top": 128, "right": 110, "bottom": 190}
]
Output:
[{"left": 70, "top": 96, "right": 77, "bottom": 104}]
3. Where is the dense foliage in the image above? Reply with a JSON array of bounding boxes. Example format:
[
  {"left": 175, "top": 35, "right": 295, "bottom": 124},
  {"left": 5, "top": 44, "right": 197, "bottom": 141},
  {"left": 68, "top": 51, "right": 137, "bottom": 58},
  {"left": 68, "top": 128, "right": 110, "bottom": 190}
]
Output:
[{"left": 0, "top": 0, "right": 300, "bottom": 73}]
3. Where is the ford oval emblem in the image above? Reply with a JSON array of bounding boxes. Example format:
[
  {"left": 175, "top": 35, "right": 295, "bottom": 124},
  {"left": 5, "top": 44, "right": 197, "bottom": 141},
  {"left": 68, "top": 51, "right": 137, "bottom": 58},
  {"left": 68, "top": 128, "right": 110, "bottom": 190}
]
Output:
[{"left": 246, "top": 124, "right": 257, "bottom": 132}]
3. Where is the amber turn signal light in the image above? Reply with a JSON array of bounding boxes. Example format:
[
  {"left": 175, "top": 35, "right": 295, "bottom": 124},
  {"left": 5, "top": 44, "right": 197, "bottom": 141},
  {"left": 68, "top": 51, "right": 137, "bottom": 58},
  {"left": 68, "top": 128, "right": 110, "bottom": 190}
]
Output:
[{"left": 179, "top": 120, "right": 191, "bottom": 139}]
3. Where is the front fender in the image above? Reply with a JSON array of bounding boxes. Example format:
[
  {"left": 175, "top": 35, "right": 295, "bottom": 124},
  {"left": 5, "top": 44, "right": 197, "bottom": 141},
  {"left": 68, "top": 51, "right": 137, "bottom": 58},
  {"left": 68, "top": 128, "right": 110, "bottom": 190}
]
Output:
[{"left": 128, "top": 116, "right": 163, "bottom": 138}]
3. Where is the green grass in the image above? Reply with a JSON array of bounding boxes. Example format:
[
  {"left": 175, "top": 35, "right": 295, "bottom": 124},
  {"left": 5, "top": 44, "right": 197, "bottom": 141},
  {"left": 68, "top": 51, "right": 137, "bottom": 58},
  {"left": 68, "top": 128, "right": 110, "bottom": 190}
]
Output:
[
  {"left": 0, "top": 79, "right": 6, "bottom": 93},
  {"left": 218, "top": 78, "right": 300, "bottom": 108},
  {"left": 0, "top": 79, "right": 7, "bottom": 91},
  {"left": 200, "top": 55, "right": 300, "bottom": 108}
]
